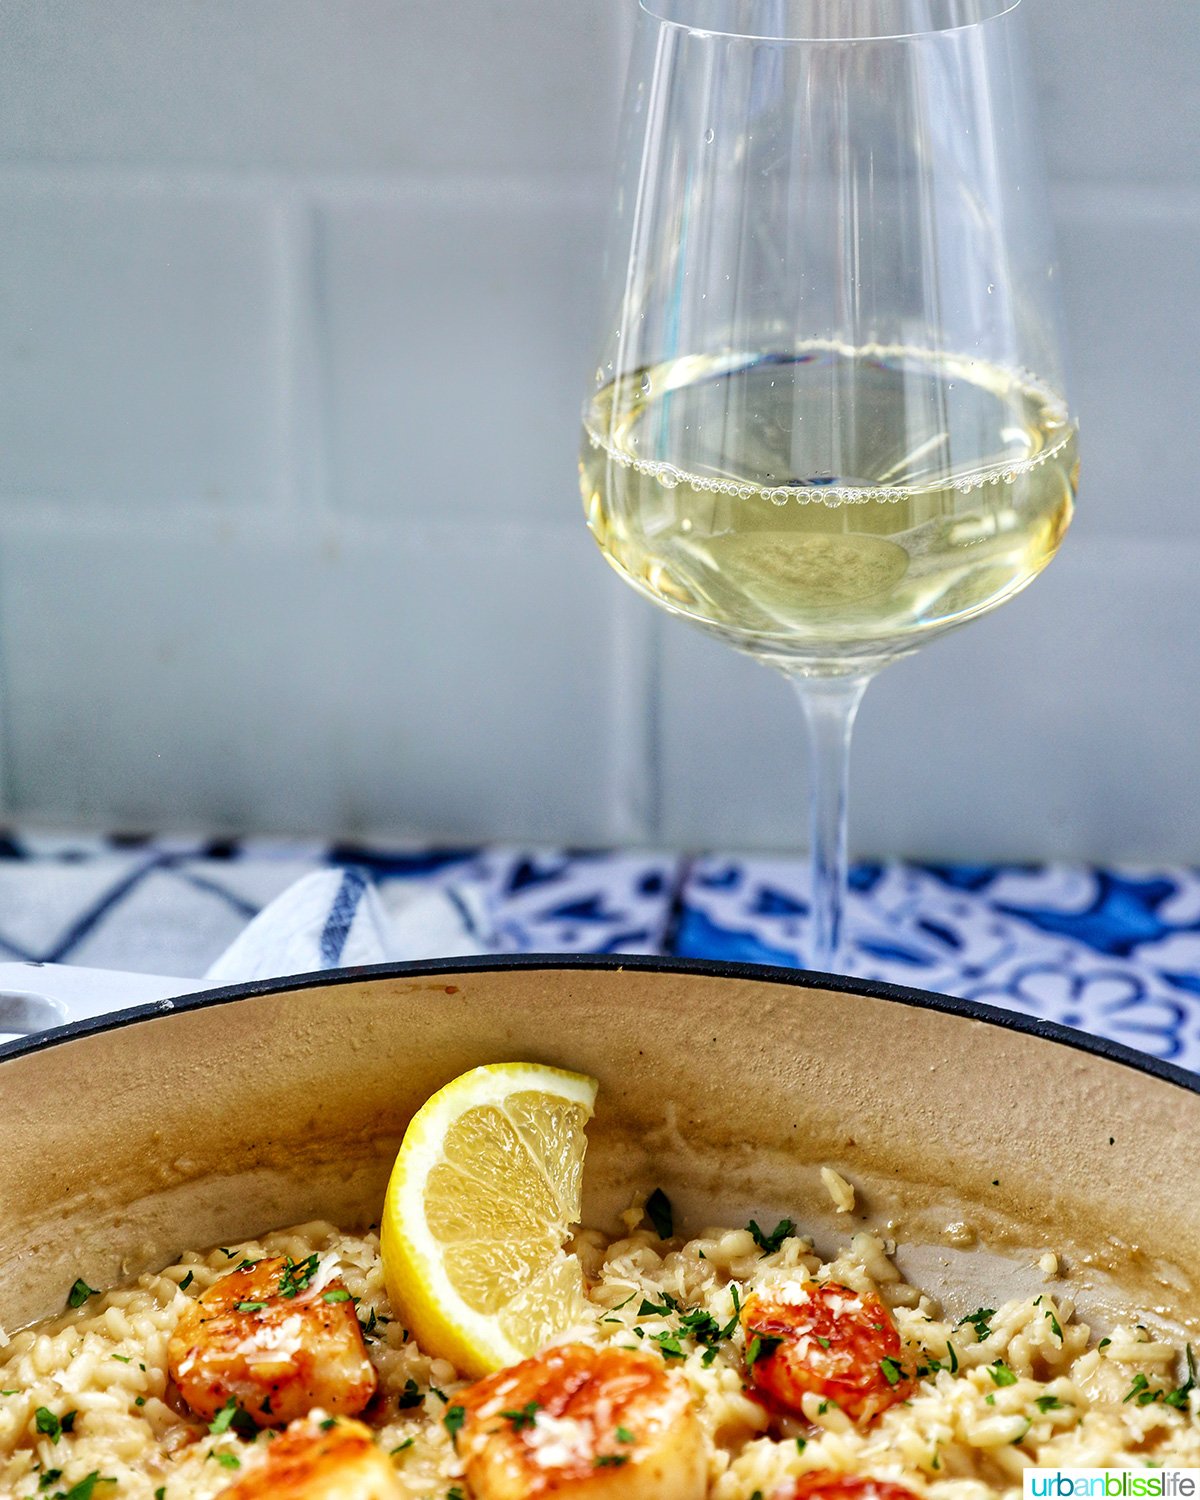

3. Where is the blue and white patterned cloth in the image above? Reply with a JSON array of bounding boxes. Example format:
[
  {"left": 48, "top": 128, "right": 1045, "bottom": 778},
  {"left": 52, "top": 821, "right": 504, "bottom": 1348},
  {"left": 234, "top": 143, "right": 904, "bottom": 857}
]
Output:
[{"left": 1, "top": 832, "right": 1198, "bottom": 1070}]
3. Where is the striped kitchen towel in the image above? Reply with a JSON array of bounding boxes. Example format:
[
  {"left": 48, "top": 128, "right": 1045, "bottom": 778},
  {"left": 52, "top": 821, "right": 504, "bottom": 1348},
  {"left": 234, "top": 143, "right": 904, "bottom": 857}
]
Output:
[{"left": 203, "top": 867, "right": 494, "bottom": 985}]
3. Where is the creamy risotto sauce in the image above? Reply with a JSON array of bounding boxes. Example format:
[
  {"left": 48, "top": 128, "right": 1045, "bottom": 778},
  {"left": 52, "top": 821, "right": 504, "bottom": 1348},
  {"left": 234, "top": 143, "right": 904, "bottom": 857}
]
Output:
[{"left": 1, "top": 1204, "right": 1197, "bottom": 1500}]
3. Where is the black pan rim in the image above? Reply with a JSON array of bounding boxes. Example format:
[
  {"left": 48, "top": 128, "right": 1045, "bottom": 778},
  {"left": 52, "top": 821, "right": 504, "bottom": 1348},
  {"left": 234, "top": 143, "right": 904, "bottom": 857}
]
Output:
[{"left": 1, "top": 952, "right": 1196, "bottom": 1095}]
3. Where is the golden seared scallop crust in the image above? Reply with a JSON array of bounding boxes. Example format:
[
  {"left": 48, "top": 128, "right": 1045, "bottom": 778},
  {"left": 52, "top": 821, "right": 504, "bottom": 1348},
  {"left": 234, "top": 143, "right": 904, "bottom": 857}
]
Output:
[
  {"left": 740, "top": 1283, "right": 913, "bottom": 1425},
  {"left": 456, "top": 1342, "right": 708, "bottom": 1500},
  {"left": 217, "top": 1416, "right": 403, "bottom": 1500},
  {"left": 167, "top": 1253, "right": 377, "bottom": 1427}
]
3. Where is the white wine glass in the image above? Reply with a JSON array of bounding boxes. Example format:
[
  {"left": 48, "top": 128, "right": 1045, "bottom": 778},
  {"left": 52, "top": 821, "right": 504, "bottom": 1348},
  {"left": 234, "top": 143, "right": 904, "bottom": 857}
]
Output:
[{"left": 581, "top": 0, "right": 1077, "bottom": 974}]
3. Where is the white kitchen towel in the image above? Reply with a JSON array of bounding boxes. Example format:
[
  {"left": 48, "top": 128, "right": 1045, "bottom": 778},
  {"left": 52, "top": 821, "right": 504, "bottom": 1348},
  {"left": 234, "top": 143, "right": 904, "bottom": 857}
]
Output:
[{"left": 203, "top": 867, "right": 495, "bottom": 985}]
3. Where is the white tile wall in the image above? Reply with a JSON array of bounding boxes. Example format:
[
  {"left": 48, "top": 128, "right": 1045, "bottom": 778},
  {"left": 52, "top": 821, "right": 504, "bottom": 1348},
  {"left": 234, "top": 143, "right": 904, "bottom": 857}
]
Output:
[
  {"left": 1026, "top": 1, "right": 1200, "bottom": 188},
  {"left": 0, "top": 512, "right": 629, "bottom": 842},
  {"left": 0, "top": 184, "right": 284, "bottom": 506},
  {"left": 315, "top": 182, "right": 606, "bottom": 519},
  {"left": 0, "top": 2, "right": 626, "bottom": 173},
  {"left": 0, "top": 0, "right": 1196, "bottom": 859},
  {"left": 1054, "top": 196, "right": 1200, "bottom": 541},
  {"left": 658, "top": 538, "right": 1200, "bottom": 860}
]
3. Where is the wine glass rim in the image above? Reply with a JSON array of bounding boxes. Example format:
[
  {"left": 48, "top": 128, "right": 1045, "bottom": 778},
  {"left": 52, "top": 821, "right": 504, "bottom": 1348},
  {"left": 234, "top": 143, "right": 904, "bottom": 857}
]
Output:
[{"left": 637, "top": 0, "right": 1023, "bottom": 44}]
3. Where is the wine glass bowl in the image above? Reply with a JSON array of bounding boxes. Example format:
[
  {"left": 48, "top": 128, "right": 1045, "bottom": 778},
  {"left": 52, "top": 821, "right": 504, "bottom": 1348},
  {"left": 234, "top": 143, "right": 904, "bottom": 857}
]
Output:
[
  {"left": 582, "top": 343, "right": 1076, "bottom": 673},
  {"left": 580, "top": 0, "right": 1077, "bottom": 967}
]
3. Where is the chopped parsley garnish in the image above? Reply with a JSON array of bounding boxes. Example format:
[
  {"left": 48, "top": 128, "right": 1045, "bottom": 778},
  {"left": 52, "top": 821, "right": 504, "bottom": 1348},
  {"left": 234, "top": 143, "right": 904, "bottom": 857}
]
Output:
[
  {"left": 651, "top": 1331, "right": 685, "bottom": 1360},
  {"left": 880, "top": 1356, "right": 905, "bottom": 1386},
  {"left": 1119, "top": 1360, "right": 1196, "bottom": 1412},
  {"left": 397, "top": 1379, "right": 424, "bottom": 1409},
  {"left": 957, "top": 1307, "right": 996, "bottom": 1341},
  {"left": 35, "top": 1408, "right": 69, "bottom": 1444},
  {"left": 594, "top": 1455, "right": 628, "bottom": 1468},
  {"left": 747, "top": 1219, "right": 794, "bottom": 1255},
  {"left": 616, "top": 1426, "right": 635, "bottom": 1444},
  {"left": 500, "top": 1402, "right": 540, "bottom": 1431},
  {"left": 209, "top": 1453, "right": 240, "bottom": 1470},
  {"left": 234, "top": 1301, "right": 265, "bottom": 1313},
  {"left": 638, "top": 1296, "right": 675, "bottom": 1318},
  {"left": 443, "top": 1405, "right": 466, "bottom": 1444},
  {"left": 155, "top": 1488, "right": 165, "bottom": 1500},
  {"left": 745, "top": 1332, "right": 783, "bottom": 1368},
  {"left": 1098, "top": 1337, "right": 1111, "bottom": 1350},
  {"left": 988, "top": 1361, "right": 1018, "bottom": 1387},
  {"left": 645, "top": 1188, "right": 673, "bottom": 1241},
  {"left": 1044, "top": 1309, "right": 1063, "bottom": 1342},
  {"left": 947, "top": 1342, "right": 959, "bottom": 1374},
  {"left": 218, "top": 1248, "right": 237, "bottom": 1259},
  {"left": 678, "top": 1306, "right": 727, "bottom": 1346},
  {"left": 278, "top": 1253, "right": 320, "bottom": 1298},
  {"left": 391, "top": 1438, "right": 415, "bottom": 1454},
  {"left": 50, "top": 1475, "right": 110, "bottom": 1500},
  {"left": 40, "top": 1471, "right": 64, "bottom": 1491},
  {"left": 319, "top": 1417, "right": 337, "bottom": 1431},
  {"left": 359, "top": 1307, "right": 380, "bottom": 1341},
  {"left": 209, "top": 1399, "right": 238, "bottom": 1435},
  {"left": 1164, "top": 1345, "right": 1198, "bottom": 1411},
  {"left": 111, "top": 1354, "right": 131, "bottom": 1364},
  {"left": 795, "top": 1437, "right": 806, "bottom": 1454},
  {"left": 429, "top": 1385, "right": 448, "bottom": 1403},
  {"left": 323, "top": 1288, "right": 351, "bottom": 1304},
  {"left": 178, "top": 1271, "right": 194, "bottom": 1292},
  {"left": 447, "top": 1487, "right": 466, "bottom": 1500},
  {"left": 207, "top": 1398, "right": 255, "bottom": 1439},
  {"left": 1035, "top": 1395, "right": 1065, "bottom": 1412},
  {"left": 67, "top": 1279, "right": 98, "bottom": 1310},
  {"left": 816, "top": 1336, "right": 831, "bottom": 1350}
]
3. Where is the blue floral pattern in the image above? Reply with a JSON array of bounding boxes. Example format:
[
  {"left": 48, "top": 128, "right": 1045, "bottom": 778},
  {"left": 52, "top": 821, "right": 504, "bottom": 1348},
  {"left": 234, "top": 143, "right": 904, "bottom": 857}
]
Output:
[
  {"left": 0, "top": 833, "right": 1196, "bottom": 1070},
  {"left": 677, "top": 860, "right": 1200, "bottom": 1068}
]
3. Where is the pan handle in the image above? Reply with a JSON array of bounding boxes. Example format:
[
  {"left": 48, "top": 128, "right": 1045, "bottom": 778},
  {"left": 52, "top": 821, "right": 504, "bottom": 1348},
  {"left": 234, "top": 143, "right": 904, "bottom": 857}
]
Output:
[{"left": 0, "top": 960, "right": 194, "bottom": 1038}]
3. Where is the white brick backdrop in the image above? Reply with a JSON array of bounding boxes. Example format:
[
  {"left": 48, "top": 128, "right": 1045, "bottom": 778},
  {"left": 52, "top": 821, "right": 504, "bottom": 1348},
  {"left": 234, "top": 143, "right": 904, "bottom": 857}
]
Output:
[{"left": 0, "top": 1, "right": 1196, "bottom": 858}]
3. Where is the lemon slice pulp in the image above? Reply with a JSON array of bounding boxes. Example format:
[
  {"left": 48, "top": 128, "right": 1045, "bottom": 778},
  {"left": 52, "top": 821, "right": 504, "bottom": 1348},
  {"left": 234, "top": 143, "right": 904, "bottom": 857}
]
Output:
[{"left": 380, "top": 1062, "right": 599, "bottom": 1378}]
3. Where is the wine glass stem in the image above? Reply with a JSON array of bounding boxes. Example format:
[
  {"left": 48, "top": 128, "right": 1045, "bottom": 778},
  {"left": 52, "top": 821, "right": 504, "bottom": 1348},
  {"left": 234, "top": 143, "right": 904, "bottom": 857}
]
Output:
[{"left": 790, "top": 672, "right": 873, "bottom": 974}]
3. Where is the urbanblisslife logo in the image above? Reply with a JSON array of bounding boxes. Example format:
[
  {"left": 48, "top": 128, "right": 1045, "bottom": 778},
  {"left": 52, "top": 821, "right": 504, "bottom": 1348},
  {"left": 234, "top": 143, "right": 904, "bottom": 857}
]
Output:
[{"left": 1025, "top": 1472, "right": 1200, "bottom": 1498}]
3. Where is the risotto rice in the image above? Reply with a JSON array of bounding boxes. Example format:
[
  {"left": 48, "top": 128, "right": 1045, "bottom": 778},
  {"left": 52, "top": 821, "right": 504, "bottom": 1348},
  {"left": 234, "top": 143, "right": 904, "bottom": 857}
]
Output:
[{"left": 1, "top": 1205, "right": 1197, "bottom": 1499}]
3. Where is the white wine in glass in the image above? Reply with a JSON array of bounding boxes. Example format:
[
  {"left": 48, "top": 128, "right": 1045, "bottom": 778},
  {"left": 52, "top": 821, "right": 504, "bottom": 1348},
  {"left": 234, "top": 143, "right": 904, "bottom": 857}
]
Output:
[{"left": 581, "top": 0, "right": 1077, "bottom": 972}]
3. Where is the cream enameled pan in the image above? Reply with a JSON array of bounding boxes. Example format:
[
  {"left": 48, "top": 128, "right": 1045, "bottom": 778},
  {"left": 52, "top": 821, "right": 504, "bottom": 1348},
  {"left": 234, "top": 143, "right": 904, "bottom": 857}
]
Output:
[{"left": 2, "top": 958, "right": 1197, "bottom": 1341}]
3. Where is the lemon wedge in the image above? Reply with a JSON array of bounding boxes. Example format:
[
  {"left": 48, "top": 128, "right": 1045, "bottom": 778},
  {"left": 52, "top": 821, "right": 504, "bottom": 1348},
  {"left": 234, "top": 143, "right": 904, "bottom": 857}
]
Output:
[{"left": 380, "top": 1061, "right": 599, "bottom": 1378}]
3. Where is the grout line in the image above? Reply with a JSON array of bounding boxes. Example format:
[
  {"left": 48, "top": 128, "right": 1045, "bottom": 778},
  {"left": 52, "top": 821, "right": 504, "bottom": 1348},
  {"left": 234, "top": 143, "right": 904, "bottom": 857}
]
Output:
[
  {"left": 0, "top": 163, "right": 1193, "bottom": 220},
  {"left": 0, "top": 163, "right": 613, "bottom": 204},
  {"left": 287, "top": 198, "right": 333, "bottom": 516},
  {"left": 606, "top": 590, "right": 661, "bottom": 844},
  {"left": 645, "top": 614, "right": 664, "bottom": 844},
  {"left": 0, "top": 577, "right": 15, "bottom": 821},
  {"left": 270, "top": 199, "right": 302, "bottom": 513}
]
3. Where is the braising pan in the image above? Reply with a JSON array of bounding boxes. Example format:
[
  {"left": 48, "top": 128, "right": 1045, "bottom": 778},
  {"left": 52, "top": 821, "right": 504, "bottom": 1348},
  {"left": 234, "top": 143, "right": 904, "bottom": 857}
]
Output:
[{"left": 2, "top": 958, "right": 1196, "bottom": 1341}]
